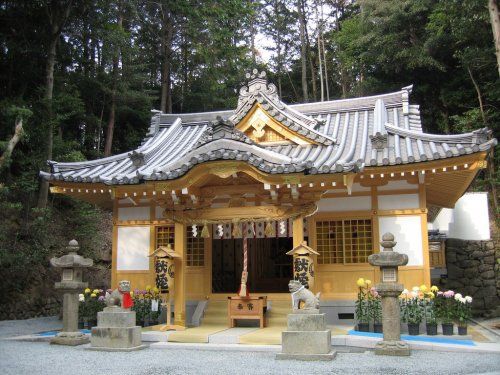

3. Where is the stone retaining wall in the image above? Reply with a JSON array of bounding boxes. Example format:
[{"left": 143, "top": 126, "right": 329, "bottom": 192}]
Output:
[{"left": 445, "top": 238, "right": 499, "bottom": 317}]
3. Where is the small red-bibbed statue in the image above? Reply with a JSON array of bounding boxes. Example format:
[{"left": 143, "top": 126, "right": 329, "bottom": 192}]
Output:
[{"left": 105, "top": 280, "right": 134, "bottom": 309}]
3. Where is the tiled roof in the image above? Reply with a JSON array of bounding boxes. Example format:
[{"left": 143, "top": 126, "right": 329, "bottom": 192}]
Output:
[{"left": 41, "top": 71, "right": 497, "bottom": 185}]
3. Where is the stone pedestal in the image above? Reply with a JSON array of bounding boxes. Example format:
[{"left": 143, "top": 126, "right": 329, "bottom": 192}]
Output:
[
  {"left": 88, "top": 307, "right": 146, "bottom": 351},
  {"left": 276, "top": 311, "right": 336, "bottom": 361},
  {"left": 51, "top": 292, "right": 89, "bottom": 346}
]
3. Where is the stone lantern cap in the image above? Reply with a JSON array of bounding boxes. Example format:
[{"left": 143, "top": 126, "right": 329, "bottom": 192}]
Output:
[
  {"left": 50, "top": 240, "right": 93, "bottom": 268},
  {"left": 368, "top": 233, "right": 408, "bottom": 267},
  {"left": 286, "top": 241, "right": 320, "bottom": 256},
  {"left": 149, "top": 243, "right": 181, "bottom": 259}
]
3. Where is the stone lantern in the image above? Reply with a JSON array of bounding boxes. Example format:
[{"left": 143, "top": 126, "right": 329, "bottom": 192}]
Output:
[
  {"left": 149, "top": 243, "right": 181, "bottom": 329},
  {"left": 286, "top": 241, "right": 319, "bottom": 290},
  {"left": 368, "top": 232, "right": 409, "bottom": 356},
  {"left": 50, "top": 239, "right": 93, "bottom": 346}
]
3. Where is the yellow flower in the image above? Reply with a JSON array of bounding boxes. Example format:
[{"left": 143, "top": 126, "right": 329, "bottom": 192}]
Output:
[
  {"left": 356, "top": 278, "right": 365, "bottom": 287},
  {"left": 145, "top": 285, "right": 151, "bottom": 291},
  {"left": 430, "top": 285, "right": 439, "bottom": 292},
  {"left": 153, "top": 287, "right": 159, "bottom": 294},
  {"left": 365, "top": 279, "right": 372, "bottom": 286},
  {"left": 84, "top": 288, "right": 91, "bottom": 294},
  {"left": 130, "top": 291, "right": 134, "bottom": 298},
  {"left": 427, "top": 291, "right": 435, "bottom": 299},
  {"left": 420, "top": 285, "right": 427, "bottom": 292},
  {"left": 90, "top": 293, "right": 97, "bottom": 298},
  {"left": 92, "top": 289, "right": 99, "bottom": 294}
]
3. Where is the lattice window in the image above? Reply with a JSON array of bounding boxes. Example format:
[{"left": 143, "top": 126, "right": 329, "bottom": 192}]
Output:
[
  {"left": 187, "top": 227, "right": 205, "bottom": 267},
  {"left": 316, "top": 219, "right": 373, "bottom": 264},
  {"left": 156, "top": 226, "right": 174, "bottom": 248}
]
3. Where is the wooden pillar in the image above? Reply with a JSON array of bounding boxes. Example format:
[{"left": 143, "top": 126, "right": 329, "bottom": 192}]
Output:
[
  {"left": 174, "top": 222, "right": 187, "bottom": 326},
  {"left": 419, "top": 180, "right": 431, "bottom": 287},
  {"left": 292, "top": 217, "right": 304, "bottom": 247}
]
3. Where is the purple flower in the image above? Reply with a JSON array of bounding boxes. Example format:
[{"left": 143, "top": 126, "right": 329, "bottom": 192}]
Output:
[{"left": 98, "top": 296, "right": 105, "bottom": 302}]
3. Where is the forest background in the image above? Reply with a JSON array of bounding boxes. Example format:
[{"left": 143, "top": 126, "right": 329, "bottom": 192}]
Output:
[{"left": 0, "top": 0, "right": 498, "bottom": 318}]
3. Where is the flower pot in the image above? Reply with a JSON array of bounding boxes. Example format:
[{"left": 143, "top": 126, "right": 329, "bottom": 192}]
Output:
[
  {"left": 442, "top": 323, "right": 454, "bottom": 336},
  {"left": 426, "top": 323, "right": 437, "bottom": 336},
  {"left": 373, "top": 323, "right": 383, "bottom": 333},
  {"left": 357, "top": 322, "right": 370, "bottom": 332},
  {"left": 458, "top": 326, "right": 467, "bottom": 336},
  {"left": 407, "top": 323, "right": 420, "bottom": 336}
]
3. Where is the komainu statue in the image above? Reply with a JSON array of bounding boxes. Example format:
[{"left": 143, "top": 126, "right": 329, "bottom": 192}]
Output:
[
  {"left": 105, "top": 280, "right": 133, "bottom": 309},
  {"left": 288, "top": 280, "right": 320, "bottom": 311}
]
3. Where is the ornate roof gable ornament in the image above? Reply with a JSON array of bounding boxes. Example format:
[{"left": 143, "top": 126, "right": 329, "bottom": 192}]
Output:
[
  {"left": 229, "top": 69, "right": 335, "bottom": 146},
  {"left": 193, "top": 116, "right": 255, "bottom": 149}
]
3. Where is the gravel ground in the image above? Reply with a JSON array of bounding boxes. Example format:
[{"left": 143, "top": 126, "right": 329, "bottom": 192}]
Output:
[{"left": 0, "top": 317, "right": 499, "bottom": 375}]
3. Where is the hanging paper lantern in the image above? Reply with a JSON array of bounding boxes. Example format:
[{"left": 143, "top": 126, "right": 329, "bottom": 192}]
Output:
[
  {"left": 286, "top": 241, "right": 320, "bottom": 290},
  {"left": 264, "top": 221, "right": 275, "bottom": 237},
  {"left": 201, "top": 223, "right": 210, "bottom": 238}
]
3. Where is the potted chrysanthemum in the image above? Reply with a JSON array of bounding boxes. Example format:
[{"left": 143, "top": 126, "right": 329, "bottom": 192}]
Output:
[
  {"left": 423, "top": 285, "right": 439, "bottom": 335},
  {"left": 368, "top": 287, "right": 382, "bottom": 333},
  {"left": 355, "top": 278, "right": 370, "bottom": 332},
  {"left": 436, "top": 290, "right": 455, "bottom": 335},
  {"left": 454, "top": 294, "right": 472, "bottom": 335},
  {"left": 401, "top": 287, "right": 424, "bottom": 335}
]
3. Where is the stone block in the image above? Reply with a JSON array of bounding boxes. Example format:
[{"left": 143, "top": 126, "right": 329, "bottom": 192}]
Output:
[
  {"left": 483, "top": 256, "right": 495, "bottom": 265},
  {"left": 478, "top": 264, "right": 493, "bottom": 273},
  {"left": 287, "top": 313, "right": 326, "bottom": 331},
  {"left": 481, "top": 271, "right": 495, "bottom": 280},
  {"left": 97, "top": 309, "right": 136, "bottom": 328},
  {"left": 281, "top": 330, "right": 331, "bottom": 354},
  {"left": 475, "top": 286, "right": 496, "bottom": 298},
  {"left": 90, "top": 326, "right": 142, "bottom": 349},
  {"left": 447, "top": 264, "right": 464, "bottom": 279}
]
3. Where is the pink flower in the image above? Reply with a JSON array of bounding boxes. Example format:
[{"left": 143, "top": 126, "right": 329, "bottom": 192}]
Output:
[
  {"left": 98, "top": 296, "right": 105, "bottom": 302},
  {"left": 443, "top": 290, "right": 455, "bottom": 298},
  {"left": 437, "top": 291, "right": 443, "bottom": 296}
]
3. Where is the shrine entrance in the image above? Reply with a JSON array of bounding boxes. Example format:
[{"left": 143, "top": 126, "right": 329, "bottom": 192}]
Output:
[{"left": 211, "top": 237, "right": 293, "bottom": 293}]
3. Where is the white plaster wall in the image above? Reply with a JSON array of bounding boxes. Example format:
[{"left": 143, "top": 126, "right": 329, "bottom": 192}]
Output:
[
  {"left": 379, "top": 215, "right": 423, "bottom": 266},
  {"left": 378, "top": 180, "right": 417, "bottom": 191},
  {"left": 431, "top": 192, "right": 490, "bottom": 240},
  {"left": 118, "top": 206, "right": 150, "bottom": 221},
  {"left": 317, "top": 196, "right": 371, "bottom": 212},
  {"left": 116, "top": 226, "right": 150, "bottom": 270},
  {"left": 378, "top": 194, "right": 419, "bottom": 210}
]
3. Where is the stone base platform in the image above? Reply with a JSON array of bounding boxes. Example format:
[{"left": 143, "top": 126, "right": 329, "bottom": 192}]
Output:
[
  {"left": 276, "top": 351, "right": 337, "bottom": 361},
  {"left": 89, "top": 307, "right": 143, "bottom": 351},
  {"left": 276, "top": 312, "right": 335, "bottom": 361},
  {"left": 50, "top": 332, "right": 89, "bottom": 346}
]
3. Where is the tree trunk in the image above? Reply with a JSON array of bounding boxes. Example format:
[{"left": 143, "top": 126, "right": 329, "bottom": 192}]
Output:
[
  {"left": 488, "top": 0, "right": 500, "bottom": 76},
  {"left": 0, "top": 118, "right": 23, "bottom": 170},
  {"left": 104, "top": 5, "right": 123, "bottom": 157},
  {"left": 160, "top": 6, "right": 173, "bottom": 114},
  {"left": 467, "top": 66, "right": 487, "bottom": 125},
  {"left": 37, "top": 0, "right": 72, "bottom": 209},
  {"left": 297, "top": 0, "right": 308, "bottom": 102}
]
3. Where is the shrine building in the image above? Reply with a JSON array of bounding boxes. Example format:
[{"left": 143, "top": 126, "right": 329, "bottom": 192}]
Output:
[{"left": 41, "top": 70, "right": 496, "bottom": 326}]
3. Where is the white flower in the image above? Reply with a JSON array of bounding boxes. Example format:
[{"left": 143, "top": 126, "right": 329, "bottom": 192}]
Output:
[
  {"left": 410, "top": 291, "right": 418, "bottom": 299},
  {"left": 402, "top": 289, "right": 409, "bottom": 295},
  {"left": 412, "top": 286, "right": 420, "bottom": 292},
  {"left": 454, "top": 293, "right": 463, "bottom": 301},
  {"left": 465, "top": 296, "right": 473, "bottom": 303},
  {"left": 460, "top": 297, "right": 467, "bottom": 304},
  {"left": 78, "top": 294, "right": 84, "bottom": 302}
]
